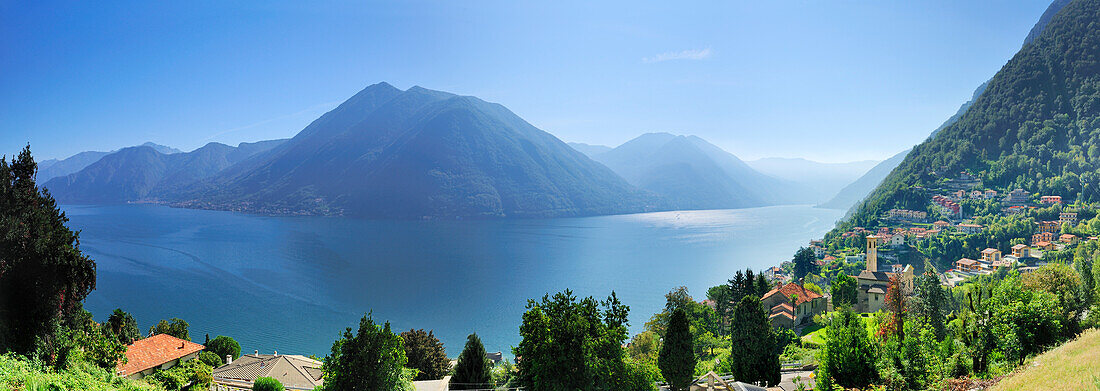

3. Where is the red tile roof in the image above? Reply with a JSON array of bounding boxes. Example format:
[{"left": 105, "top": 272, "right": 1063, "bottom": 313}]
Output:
[
  {"left": 117, "top": 334, "right": 205, "bottom": 376},
  {"left": 761, "top": 282, "right": 823, "bottom": 306}
]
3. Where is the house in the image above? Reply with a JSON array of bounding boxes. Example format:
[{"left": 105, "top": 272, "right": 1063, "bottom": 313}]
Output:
[
  {"left": 1039, "top": 220, "right": 1061, "bottom": 234},
  {"left": 970, "top": 190, "right": 983, "bottom": 199},
  {"left": 1005, "top": 189, "right": 1030, "bottom": 204},
  {"left": 888, "top": 234, "right": 906, "bottom": 247},
  {"left": 957, "top": 223, "right": 984, "bottom": 234},
  {"left": 980, "top": 248, "right": 1002, "bottom": 264},
  {"left": 1004, "top": 205, "right": 1027, "bottom": 215},
  {"left": 117, "top": 334, "right": 205, "bottom": 380},
  {"left": 1035, "top": 241, "right": 1054, "bottom": 251},
  {"left": 486, "top": 351, "right": 504, "bottom": 365},
  {"left": 211, "top": 352, "right": 324, "bottom": 390},
  {"left": 1011, "top": 244, "right": 1030, "bottom": 258},
  {"left": 763, "top": 266, "right": 782, "bottom": 279},
  {"left": 1060, "top": 233, "right": 1078, "bottom": 245},
  {"left": 955, "top": 258, "right": 980, "bottom": 272},
  {"left": 991, "top": 259, "right": 1015, "bottom": 270},
  {"left": 1032, "top": 232, "right": 1055, "bottom": 245},
  {"left": 933, "top": 220, "right": 950, "bottom": 229},
  {"left": 1061, "top": 212, "right": 1078, "bottom": 225},
  {"left": 761, "top": 281, "right": 826, "bottom": 329},
  {"left": 1041, "top": 195, "right": 1062, "bottom": 204},
  {"left": 852, "top": 236, "right": 914, "bottom": 313},
  {"left": 984, "top": 189, "right": 998, "bottom": 199}
]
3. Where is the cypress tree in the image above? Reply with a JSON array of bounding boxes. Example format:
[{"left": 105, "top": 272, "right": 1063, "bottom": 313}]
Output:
[
  {"left": 727, "top": 296, "right": 780, "bottom": 386},
  {"left": 658, "top": 309, "right": 694, "bottom": 391},
  {"left": 450, "top": 333, "right": 491, "bottom": 390}
]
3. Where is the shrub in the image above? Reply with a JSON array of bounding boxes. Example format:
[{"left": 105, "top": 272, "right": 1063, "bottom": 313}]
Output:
[
  {"left": 205, "top": 336, "right": 241, "bottom": 362},
  {"left": 197, "top": 351, "right": 223, "bottom": 368},
  {"left": 253, "top": 377, "right": 284, "bottom": 391}
]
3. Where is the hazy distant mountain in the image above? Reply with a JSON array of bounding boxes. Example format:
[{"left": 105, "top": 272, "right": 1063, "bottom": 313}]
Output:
[
  {"left": 746, "top": 157, "right": 878, "bottom": 202},
  {"left": 567, "top": 142, "right": 612, "bottom": 158},
  {"left": 36, "top": 142, "right": 182, "bottom": 183},
  {"left": 817, "top": 149, "right": 909, "bottom": 210},
  {"left": 589, "top": 132, "right": 805, "bottom": 209},
  {"left": 45, "top": 140, "right": 284, "bottom": 204},
  {"left": 172, "top": 83, "right": 656, "bottom": 218},
  {"left": 818, "top": 0, "right": 1070, "bottom": 212}
]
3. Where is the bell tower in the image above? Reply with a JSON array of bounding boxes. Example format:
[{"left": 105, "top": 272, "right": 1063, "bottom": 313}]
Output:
[{"left": 866, "top": 235, "right": 879, "bottom": 272}]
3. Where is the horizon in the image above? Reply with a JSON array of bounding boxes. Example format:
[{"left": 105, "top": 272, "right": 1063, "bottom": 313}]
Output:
[{"left": 1, "top": 1, "right": 1051, "bottom": 163}]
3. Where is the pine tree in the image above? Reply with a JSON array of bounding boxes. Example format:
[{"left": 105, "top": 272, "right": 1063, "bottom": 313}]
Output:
[
  {"left": 726, "top": 296, "right": 780, "bottom": 386},
  {"left": 401, "top": 329, "right": 450, "bottom": 381},
  {"left": 450, "top": 333, "right": 491, "bottom": 390},
  {"left": 658, "top": 309, "right": 694, "bottom": 391}
]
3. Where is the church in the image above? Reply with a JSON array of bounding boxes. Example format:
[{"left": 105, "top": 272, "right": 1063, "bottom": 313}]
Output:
[{"left": 852, "top": 235, "right": 914, "bottom": 313}]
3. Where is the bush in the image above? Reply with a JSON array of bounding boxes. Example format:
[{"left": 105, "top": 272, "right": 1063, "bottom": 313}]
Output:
[
  {"left": 205, "top": 336, "right": 241, "bottom": 362},
  {"left": 0, "top": 353, "right": 161, "bottom": 391},
  {"left": 253, "top": 376, "right": 284, "bottom": 391},
  {"left": 197, "top": 351, "right": 223, "bottom": 368}
]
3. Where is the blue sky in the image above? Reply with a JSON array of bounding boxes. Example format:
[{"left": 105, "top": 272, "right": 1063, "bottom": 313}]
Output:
[{"left": 1, "top": 0, "right": 1052, "bottom": 162}]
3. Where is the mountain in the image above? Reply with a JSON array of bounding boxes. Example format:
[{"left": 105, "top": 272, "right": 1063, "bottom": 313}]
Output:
[
  {"left": 567, "top": 142, "right": 612, "bottom": 158},
  {"left": 817, "top": 149, "right": 909, "bottom": 210},
  {"left": 44, "top": 140, "right": 285, "bottom": 204},
  {"left": 820, "top": 0, "right": 1072, "bottom": 212},
  {"left": 35, "top": 142, "right": 182, "bottom": 183},
  {"left": 589, "top": 133, "right": 805, "bottom": 209},
  {"left": 745, "top": 157, "right": 878, "bottom": 202},
  {"left": 171, "top": 83, "right": 657, "bottom": 218},
  {"left": 840, "top": 0, "right": 1100, "bottom": 229}
]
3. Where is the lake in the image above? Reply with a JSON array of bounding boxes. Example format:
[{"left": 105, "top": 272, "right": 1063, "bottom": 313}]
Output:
[{"left": 67, "top": 204, "right": 843, "bottom": 358}]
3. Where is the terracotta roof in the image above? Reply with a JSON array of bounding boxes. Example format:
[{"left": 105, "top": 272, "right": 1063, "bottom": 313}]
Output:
[
  {"left": 118, "top": 334, "right": 205, "bottom": 376},
  {"left": 761, "top": 282, "right": 823, "bottom": 306},
  {"left": 956, "top": 258, "right": 979, "bottom": 266}
]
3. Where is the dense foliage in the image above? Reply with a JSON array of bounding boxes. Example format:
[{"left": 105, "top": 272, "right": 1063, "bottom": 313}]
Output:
[
  {"left": 320, "top": 313, "right": 411, "bottom": 391},
  {"left": 816, "top": 309, "right": 878, "bottom": 390},
  {"left": 400, "top": 329, "right": 450, "bottom": 381},
  {"left": 657, "top": 309, "right": 694, "bottom": 391},
  {"left": 724, "top": 296, "right": 780, "bottom": 386},
  {"left": 450, "top": 333, "right": 491, "bottom": 390},
  {"left": 252, "top": 376, "right": 284, "bottom": 391},
  {"left": 830, "top": 272, "right": 858, "bottom": 308},
  {"left": 514, "top": 290, "right": 653, "bottom": 391},
  {"left": 103, "top": 309, "right": 142, "bottom": 346},
  {"left": 148, "top": 318, "right": 189, "bottom": 341},
  {"left": 205, "top": 335, "right": 240, "bottom": 363},
  {"left": 0, "top": 146, "right": 97, "bottom": 363}
]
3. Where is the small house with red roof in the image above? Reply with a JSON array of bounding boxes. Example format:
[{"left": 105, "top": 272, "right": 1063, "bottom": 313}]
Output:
[
  {"left": 117, "top": 334, "right": 205, "bottom": 380},
  {"left": 760, "top": 281, "right": 825, "bottom": 329}
]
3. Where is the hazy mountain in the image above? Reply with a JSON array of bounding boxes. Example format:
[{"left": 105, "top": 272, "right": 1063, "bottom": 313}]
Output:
[
  {"left": 35, "top": 142, "right": 182, "bottom": 183},
  {"left": 817, "top": 149, "right": 909, "bottom": 210},
  {"left": 172, "top": 83, "right": 657, "bottom": 218},
  {"left": 820, "top": 0, "right": 1071, "bottom": 212},
  {"left": 567, "top": 142, "right": 612, "bottom": 158},
  {"left": 589, "top": 133, "right": 806, "bottom": 209},
  {"left": 746, "top": 157, "right": 878, "bottom": 202},
  {"left": 45, "top": 140, "right": 284, "bottom": 204},
  {"left": 842, "top": 0, "right": 1100, "bottom": 228}
]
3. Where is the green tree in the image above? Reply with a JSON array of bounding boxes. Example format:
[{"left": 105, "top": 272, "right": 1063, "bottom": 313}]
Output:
[
  {"left": 450, "top": 333, "right": 491, "bottom": 390},
  {"left": 725, "top": 296, "right": 780, "bottom": 387},
  {"left": 815, "top": 308, "right": 878, "bottom": 390},
  {"left": 103, "top": 308, "right": 141, "bottom": 345},
  {"left": 400, "top": 329, "right": 450, "bottom": 381},
  {"left": 657, "top": 309, "right": 693, "bottom": 391},
  {"left": 1021, "top": 263, "right": 1085, "bottom": 333},
  {"left": 149, "top": 318, "right": 190, "bottom": 341},
  {"left": 0, "top": 146, "right": 97, "bottom": 362},
  {"left": 792, "top": 247, "right": 817, "bottom": 280},
  {"left": 252, "top": 377, "right": 284, "bottom": 391},
  {"left": 514, "top": 290, "right": 653, "bottom": 391},
  {"left": 197, "top": 351, "right": 223, "bottom": 367},
  {"left": 206, "top": 335, "right": 241, "bottom": 362},
  {"left": 913, "top": 271, "right": 949, "bottom": 340},
  {"left": 146, "top": 359, "right": 213, "bottom": 391},
  {"left": 830, "top": 272, "right": 858, "bottom": 308},
  {"left": 320, "top": 313, "right": 409, "bottom": 391}
]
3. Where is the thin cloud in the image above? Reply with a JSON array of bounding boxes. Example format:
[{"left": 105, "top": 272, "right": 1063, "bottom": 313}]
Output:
[
  {"left": 643, "top": 48, "right": 713, "bottom": 63},
  {"left": 201, "top": 100, "right": 342, "bottom": 142}
]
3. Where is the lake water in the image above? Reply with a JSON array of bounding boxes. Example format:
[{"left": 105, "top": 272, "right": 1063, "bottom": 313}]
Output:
[{"left": 66, "top": 204, "right": 843, "bottom": 359}]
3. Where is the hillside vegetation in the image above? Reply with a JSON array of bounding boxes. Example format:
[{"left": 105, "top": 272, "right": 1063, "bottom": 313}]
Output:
[
  {"left": 989, "top": 328, "right": 1100, "bottom": 390},
  {"left": 838, "top": 0, "right": 1100, "bottom": 230}
]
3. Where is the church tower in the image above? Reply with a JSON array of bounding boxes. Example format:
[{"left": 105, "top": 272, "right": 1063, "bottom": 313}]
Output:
[{"left": 866, "top": 235, "right": 879, "bottom": 272}]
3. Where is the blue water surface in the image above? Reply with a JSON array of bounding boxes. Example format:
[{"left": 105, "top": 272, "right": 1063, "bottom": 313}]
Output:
[{"left": 66, "top": 204, "right": 842, "bottom": 358}]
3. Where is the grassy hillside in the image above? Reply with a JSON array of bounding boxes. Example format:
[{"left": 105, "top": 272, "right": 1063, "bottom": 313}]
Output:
[
  {"left": 837, "top": 0, "right": 1100, "bottom": 231},
  {"left": 990, "top": 328, "right": 1100, "bottom": 390},
  {"left": 0, "top": 354, "right": 162, "bottom": 391}
]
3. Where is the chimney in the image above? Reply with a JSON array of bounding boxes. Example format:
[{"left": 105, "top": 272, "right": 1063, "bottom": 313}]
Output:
[
  {"left": 226, "top": 355, "right": 232, "bottom": 365},
  {"left": 274, "top": 350, "right": 278, "bottom": 357},
  {"left": 254, "top": 350, "right": 259, "bottom": 356},
  {"left": 798, "top": 277, "right": 804, "bottom": 287},
  {"left": 179, "top": 342, "right": 185, "bottom": 349}
]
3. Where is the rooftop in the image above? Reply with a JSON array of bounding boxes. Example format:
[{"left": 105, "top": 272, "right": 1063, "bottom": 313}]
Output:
[
  {"left": 117, "top": 334, "right": 205, "bottom": 377},
  {"left": 213, "top": 354, "right": 323, "bottom": 390}
]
